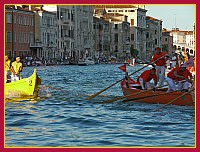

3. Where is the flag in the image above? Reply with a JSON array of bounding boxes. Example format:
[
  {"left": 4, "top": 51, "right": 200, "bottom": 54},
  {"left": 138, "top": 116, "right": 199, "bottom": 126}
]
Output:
[{"left": 118, "top": 64, "right": 126, "bottom": 72}]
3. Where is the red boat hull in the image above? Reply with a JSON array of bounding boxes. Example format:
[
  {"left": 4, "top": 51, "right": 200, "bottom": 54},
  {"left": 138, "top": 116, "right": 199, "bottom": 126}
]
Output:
[{"left": 120, "top": 79, "right": 194, "bottom": 106}]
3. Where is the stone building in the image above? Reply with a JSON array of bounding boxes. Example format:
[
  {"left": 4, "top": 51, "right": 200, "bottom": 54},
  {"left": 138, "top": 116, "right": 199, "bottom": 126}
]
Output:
[
  {"left": 93, "top": 16, "right": 111, "bottom": 60},
  {"left": 56, "top": 5, "right": 94, "bottom": 62},
  {"left": 162, "top": 28, "right": 174, "bottom": 56},
  {"left": 31, "top": 10, "right": 57, "bottom": 60},
  {"left": 170, "top": 28, "right": 194, "bottom": 56},
  {"left": 146, "top": 16, "right": 162, "bottom": 60},
  {"left": 94, "top": 6, "right": 131, "bottom": 62}
]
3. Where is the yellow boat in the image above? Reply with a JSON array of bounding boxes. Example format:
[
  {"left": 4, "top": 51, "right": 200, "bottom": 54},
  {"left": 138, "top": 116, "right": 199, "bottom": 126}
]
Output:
[{"left": 5, "top": 69, "right": 41, "bottom": 98}]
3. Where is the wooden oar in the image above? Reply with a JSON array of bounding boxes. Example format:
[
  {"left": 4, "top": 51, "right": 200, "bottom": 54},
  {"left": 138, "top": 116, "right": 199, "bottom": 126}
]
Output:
[
  {"left": 86, "top": 55, "right": 166, "bottom": 100},
  {"left": 153, "top": 89, "right": 194, "bottom": 112},
  {"left": 101, "top": 85, "right": 168, "bottom": 104},
  {"left": 122, "top": 91, "right": 171, "bottom": 103},
  {"left": 101, "top": 89, "right": 151, "bottom": 103}
]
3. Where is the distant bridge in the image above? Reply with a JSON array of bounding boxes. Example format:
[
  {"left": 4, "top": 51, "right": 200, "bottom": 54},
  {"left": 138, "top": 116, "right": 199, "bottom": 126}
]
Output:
[{"left": 173, "top": 43, "right": 195, "bottom": 56}]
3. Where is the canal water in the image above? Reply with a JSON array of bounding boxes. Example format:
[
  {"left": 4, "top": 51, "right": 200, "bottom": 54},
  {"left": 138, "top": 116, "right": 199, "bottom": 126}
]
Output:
[{"left": 5, "top": 64, "right": 195, "bottom": 147}]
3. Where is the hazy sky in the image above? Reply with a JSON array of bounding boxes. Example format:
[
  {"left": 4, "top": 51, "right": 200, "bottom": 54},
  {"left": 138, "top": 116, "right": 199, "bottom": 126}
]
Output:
[{"left": 145, "top": 5, "right": 195, "bottom": 31}]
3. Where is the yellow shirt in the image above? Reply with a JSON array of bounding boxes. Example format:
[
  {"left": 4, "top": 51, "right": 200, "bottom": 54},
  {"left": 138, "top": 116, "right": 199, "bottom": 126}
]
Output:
[
  {"left": 12, "top": 61, "right": 22, "bottom": 73},
  {"left": 5, "top": 59, "right": 11, "bottom": 71}
]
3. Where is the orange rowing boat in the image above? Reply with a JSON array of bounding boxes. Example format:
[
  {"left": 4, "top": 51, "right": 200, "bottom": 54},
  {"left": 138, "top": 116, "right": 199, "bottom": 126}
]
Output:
[{"left": 120, "top": 79, "right": 194, "bottom": 106}]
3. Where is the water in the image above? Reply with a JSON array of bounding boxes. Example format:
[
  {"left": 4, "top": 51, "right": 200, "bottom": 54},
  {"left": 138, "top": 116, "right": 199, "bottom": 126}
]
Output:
[{"left": 5, "top": 64, "right": 195, "bottom": 147}]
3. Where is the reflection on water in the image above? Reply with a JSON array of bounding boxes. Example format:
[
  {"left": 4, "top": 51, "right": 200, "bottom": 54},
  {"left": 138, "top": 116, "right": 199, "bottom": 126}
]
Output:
[{"left": 5, "top": 85, "right": 52, "bottom": 103}]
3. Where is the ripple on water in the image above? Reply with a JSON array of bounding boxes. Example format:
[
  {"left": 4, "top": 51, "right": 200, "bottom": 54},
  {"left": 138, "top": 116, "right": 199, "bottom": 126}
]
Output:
[{"left": 5, "top": 65, "right": 195, "bottom": 147}]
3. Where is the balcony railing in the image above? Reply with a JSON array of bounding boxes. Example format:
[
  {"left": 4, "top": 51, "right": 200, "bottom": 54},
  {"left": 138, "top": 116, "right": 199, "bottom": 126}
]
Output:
[{"left": 30, "top": 42, "right": 42, "bottom": 48}]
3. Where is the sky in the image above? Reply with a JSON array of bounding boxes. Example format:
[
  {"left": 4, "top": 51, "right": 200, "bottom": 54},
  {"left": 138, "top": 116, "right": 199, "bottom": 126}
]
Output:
[{"left": 145, "top": 4, "right": 195, "bottom": 31}]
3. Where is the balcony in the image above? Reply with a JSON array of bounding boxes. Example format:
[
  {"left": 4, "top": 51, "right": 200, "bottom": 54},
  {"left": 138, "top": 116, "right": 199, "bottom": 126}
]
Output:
[{"left": 30, "top": 42, "right": 42, "bottom": 48}]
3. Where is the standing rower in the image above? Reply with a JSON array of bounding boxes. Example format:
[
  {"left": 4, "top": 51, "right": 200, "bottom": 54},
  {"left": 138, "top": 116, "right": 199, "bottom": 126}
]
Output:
[
  {"left": 11, "top": 56, "right": 23, "bottom": 82},
  {"left": 151, "top": 47, "right": 167, "bottom": 87}
]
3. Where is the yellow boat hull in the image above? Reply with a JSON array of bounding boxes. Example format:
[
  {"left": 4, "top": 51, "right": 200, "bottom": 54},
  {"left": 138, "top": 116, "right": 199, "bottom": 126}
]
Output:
[{"left": 4, "top": 69, "right": 41, "bottom": 98}]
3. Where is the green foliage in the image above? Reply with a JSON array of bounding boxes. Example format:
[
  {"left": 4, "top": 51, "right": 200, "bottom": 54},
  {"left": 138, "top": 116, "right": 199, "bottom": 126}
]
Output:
[{"left": 130, "top": 48, "right": 139, "bottom": 57}]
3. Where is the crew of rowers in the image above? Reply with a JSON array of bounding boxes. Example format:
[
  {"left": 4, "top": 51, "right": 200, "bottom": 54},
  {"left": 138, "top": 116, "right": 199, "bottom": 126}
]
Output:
[
  {"left": 136, "top": 47, "right": 195, "bottom": 93},
  {"left": 4, "top": 55, "right": 23, "bottom": 83}
]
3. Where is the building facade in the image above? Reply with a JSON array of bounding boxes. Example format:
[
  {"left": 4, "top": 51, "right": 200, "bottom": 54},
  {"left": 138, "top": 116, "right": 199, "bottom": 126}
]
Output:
[
  {"left": 170, "top": 28, "right": 195, "bottom": 56},
  {"left": 5, "top": 5, "right": 177, "bottom": 63},
  {"left": 96, "top": 5, "right": 147, "bottom": 60},
  {"left": 93, "top": 16, "right": 112, "bottom": 60},
  {"left": 94, "top": 6, "right": 131, "bottom": 62},
  {"left": 146, "top": 16, "right": 162, "bottom": 60},
  {"left": 30, "top": 10, "right": 57, "bottom": 61},
  {"left": 55, "top": 5, "right": 94, "bottom": 62},
  {"left": 5, "top": 6, "right": 35, "bottom": 59},
  {"left": 162, "top": 28, "right": 174, "bottom": 56}
]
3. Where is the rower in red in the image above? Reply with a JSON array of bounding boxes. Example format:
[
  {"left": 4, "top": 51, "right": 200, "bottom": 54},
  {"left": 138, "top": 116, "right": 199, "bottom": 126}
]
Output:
[
  {"left": 137, "top": 68, "right": 158, "bottom": 90},
  {"left": 151, "top": 47, "right": 168, "bottom": 87}
]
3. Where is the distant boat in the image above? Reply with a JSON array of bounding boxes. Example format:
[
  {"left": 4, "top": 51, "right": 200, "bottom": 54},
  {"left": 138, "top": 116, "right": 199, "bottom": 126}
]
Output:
[
  {"left": 69, "top": 59, "right": 77, "bottom": 65},
  {"left": 78, "top": 57, "right": 95, "bottom": 66},
  {"left": 5, "top": 69, "right": 41, "bottom": 98}
]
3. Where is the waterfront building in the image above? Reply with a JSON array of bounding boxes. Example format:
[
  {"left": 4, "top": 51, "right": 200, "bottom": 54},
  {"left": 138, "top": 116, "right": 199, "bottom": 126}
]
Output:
[
  {"left": 162, "top": 28, "right": 174, "bottom": 56},
  {"left": 32, "top": 9, "right": 57, "bottom": 61},
  {"left": 146, "top": 16, "right": 162, "bottom": 60},
  {"left": 5, "top": 4, "right": 169, "bottom": 62},
  {"left": 94, "top": 6, "right": 131, "bottom": 62},
  {"left": 110, "top": 16, "right": 130, "bottom": 62},
  {"left": 94, "top": 5, "right": 147, "bottom": 60},
  {"left": 169, "top": 28, "right": 194, "bottom": 56},
  {"left": 56, "top": 5, "right": 94, "bottom": 62},
  {"left": 185, "top": 31, "right": 194, "bottom": 47},
  {"left": 93, "top": 16, "right": 112, "bottom": 60},
  {"left": 5, "top": 6, "right": 34, "bottom": 59}
]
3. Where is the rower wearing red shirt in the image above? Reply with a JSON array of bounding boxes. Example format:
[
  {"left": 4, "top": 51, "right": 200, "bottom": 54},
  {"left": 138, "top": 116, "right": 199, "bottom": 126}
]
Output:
[
  {"left": 166, "top": 65, "right": 193, "bottom": 92},
  {"left": 137, "top": 68, "right": 158, "bottom": 90},
  {"left": 151, "top": 47, "right": 167, "bottom": 87}
]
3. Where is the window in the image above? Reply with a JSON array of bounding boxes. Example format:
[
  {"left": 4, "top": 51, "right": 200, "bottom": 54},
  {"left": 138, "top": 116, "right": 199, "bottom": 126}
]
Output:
[
  {"left": 18, "top": 16, "right": 21, "bottom": 24},
  {"left": 131, "top": 34, "right": 134, "bottom": 41},
  {"left": 6, "top": 32, "right": 11, "bottom": 42},
  {"left": 14, "top": 32, "right": 16, "bottom": 42},
  {"left": 114, "top": 33, "right": 118, "bottom": 42},
  {"left": 24, "top": 16, "right": 27, "bottom": 25},
  {"left": 155, "top": 30, "right": 157, "bottom": 34},
  {"left": 114, "top": 24, "right": 118, "bottom": 29},
  {"left": 146, "top": 32, "right": 149, "bottom": 38},
  {"left": 14, "top": 15, "right": 16, "bottom": 24},
  {"left": 165, "top": 38, "right": 168, "bottom": 41},
  {"left": 155, "top": 39, "right": 157, "bottom": 45},
  {"left": 115, "top": 45, "right": 118, "bottom": 52},
  {"left": 6, "top": 14, "right": 12, "bottom": 23},
  {"left": 131, "top": 19, "right": 134, "bottom": 26}
]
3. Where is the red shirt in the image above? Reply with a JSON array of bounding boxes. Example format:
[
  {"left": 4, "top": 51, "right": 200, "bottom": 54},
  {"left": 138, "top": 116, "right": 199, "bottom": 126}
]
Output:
[
  {"left": 137, "top": 70, "right": 158, "bottom": 82},
  {"left": 167, "top": 67, "right": 184, "bottom": 80},
  {"left": 151, "top": 52, "right": 167, "bottom": 66},
  {"left": 178, "top": 69, "right": 192, "bottom": 81}
]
